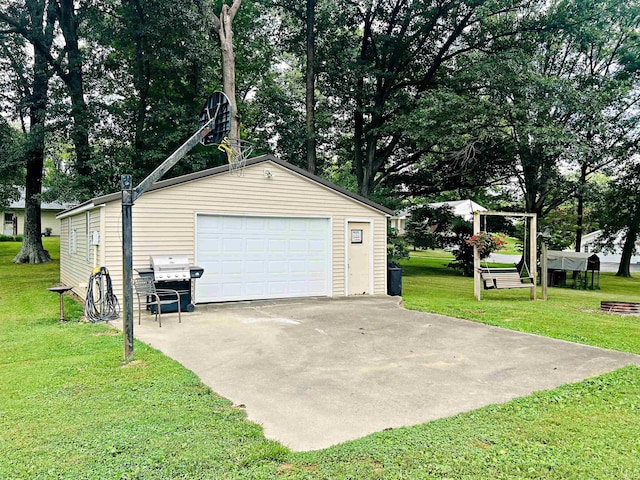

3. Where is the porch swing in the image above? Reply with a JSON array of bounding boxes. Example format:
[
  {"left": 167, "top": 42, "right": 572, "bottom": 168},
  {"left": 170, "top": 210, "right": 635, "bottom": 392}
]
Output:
[{"left": 475, "top": 212, "right": 536, "bottom": 298}]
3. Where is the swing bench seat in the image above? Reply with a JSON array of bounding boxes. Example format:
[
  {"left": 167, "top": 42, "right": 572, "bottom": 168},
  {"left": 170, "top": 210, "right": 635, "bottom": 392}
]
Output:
[{"left": 480, "top": 267, "right": 535, "bottom": 290}]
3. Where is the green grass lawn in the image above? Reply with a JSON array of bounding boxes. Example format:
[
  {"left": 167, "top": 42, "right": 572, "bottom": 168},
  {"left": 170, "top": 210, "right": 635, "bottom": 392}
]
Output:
[
  {"left": 1, "top": 240, "right": 639, "bottom": 479},
  {"left": 400, "top": 250, "right": 640, "bottom": 354}
]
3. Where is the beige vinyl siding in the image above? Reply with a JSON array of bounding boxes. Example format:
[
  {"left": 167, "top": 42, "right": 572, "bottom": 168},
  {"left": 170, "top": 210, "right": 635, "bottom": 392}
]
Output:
[
  {"left": 87, "top": 208, "right": 101, "bottom": 266},
  {"left": 59, "top": 207, "right": 103, "bottom": 300},
  {"left": 41, "top": 211, "right": 62, "bottom": 235},
  {"left": 100, "top": 160, "right": 387, "bottom": 303},
  {"left": 1, "top": 210, "right": 62, "bottom": 236}
]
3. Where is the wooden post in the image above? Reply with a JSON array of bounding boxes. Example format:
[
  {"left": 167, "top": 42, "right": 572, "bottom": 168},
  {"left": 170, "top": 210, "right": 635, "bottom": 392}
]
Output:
[
  {"left": 541, "top": 241, "right": 548, "bottom": 300},
  {"left": 530, "top": 214, "right": 537, "bottom": 300},
  {"left": 473, "top": 212, "right": 481, "bottom": 300}
]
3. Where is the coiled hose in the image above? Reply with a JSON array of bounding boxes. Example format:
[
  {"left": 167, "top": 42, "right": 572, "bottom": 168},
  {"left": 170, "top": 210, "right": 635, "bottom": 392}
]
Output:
[{"left": 84, "top": 266, "right": 120, "bottom": 322}]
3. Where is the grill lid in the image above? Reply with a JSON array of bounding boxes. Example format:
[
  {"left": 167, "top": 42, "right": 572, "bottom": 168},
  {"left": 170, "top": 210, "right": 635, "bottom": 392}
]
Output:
[{"left": 150, "top": 255, "right": 190, "bottom": 281}]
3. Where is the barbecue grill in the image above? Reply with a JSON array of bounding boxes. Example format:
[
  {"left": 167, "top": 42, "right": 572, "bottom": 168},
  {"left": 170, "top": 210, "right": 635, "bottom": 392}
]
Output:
[{"left": 136, "top": 256, "right": 203, "bottom": 313}]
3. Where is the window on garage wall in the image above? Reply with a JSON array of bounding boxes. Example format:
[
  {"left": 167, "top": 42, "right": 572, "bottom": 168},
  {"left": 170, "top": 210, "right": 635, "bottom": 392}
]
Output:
[{"left": 85, "top": 211, "right": 91, "bottom": 263}]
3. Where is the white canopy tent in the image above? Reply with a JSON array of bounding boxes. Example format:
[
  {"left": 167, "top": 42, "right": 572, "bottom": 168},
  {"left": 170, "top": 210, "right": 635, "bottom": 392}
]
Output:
[{"left": 547, "top": 251, "right": 593, "bottom": 271}]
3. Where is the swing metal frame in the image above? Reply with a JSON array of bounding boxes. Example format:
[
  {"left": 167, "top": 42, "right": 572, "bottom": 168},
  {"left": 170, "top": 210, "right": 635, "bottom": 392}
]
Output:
[{"left": 473, "top": 211, "right": 537, "bottom": 301}]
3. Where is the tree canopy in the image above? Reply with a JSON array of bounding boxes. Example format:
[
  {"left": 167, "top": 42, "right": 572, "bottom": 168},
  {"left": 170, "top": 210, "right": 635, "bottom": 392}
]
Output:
[{"left": 2, "top": 0, "right": 640, "bottom": 271}]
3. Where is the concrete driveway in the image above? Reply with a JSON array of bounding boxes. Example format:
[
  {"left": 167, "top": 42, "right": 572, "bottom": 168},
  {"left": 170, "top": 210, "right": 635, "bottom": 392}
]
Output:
[{"left": 129, "top": 296, "right": 640, "bottom": 451}]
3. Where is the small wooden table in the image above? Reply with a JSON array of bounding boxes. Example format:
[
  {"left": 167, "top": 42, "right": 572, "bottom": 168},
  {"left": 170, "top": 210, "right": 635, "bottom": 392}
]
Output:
[{"left": 48, "top": 286, "right": 74, "bottom": 322}]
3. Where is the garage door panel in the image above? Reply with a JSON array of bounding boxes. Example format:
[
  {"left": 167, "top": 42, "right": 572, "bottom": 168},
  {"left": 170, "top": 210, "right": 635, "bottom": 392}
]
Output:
[
  {"left": 196, "top": 215, "right": 330, "bottom": 302},
  {"left": 268, "top": 260, "right": 288, "bottom": 274},
  {"left": 247, "top": 218, "right": 267, "bottom": 230},
  {"left": 267, "top": 218, "right": 286, "bottom": 231},
  {"left": 222, "top": 282, "right": 243, "bottom": 297},
  {"left": 246, "top": 238, "right": 267, "bottom": 253},
  {"left": 245, "top": 261, "right": 266, "bottom": 274},
  {"left": 288, "top": 239, "right": 308, "bottom": 252},
  {"left": 309, "top": 239, "right": 327, "bottom": 251},
  {"left": 288, "top": 281, "right": 308, "bottom": 294},
  {"left": 307, "top": 260, "right": 326, "bottom": 273},
  {"left": 222, "top": 216, "right": 242, "bottom": 229},
  {"left": 288, "top": 260, "right": 307, "bottom": 273},
  {"left": 289, "top": 221, "right": 307, "bottom": 232},
  {"left": 244, "top": 282, "right": 266, "bottom": 296},
  {"left": 268, "top": 239, "right": 287, "bottom": 252},
  {"left": 267, "top": 281, "right": 289, "bottom": 295},
  {"left": 221, "top": 260, "right": 242, "bottom": 274},
  {"left": 308, "top": 222, "right": 327, "bottom": 233}
]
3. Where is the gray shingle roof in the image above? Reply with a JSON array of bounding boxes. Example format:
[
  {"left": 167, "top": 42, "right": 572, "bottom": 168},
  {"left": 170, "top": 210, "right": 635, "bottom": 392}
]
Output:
[{"left": 8, "top": 188, "right": 75, "bottom": 211}]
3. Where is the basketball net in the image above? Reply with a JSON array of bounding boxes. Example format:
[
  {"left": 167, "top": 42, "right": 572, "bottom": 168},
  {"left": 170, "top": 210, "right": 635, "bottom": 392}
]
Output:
[{"left": 217, "top": 137, "right": 255, "bottom": 176}]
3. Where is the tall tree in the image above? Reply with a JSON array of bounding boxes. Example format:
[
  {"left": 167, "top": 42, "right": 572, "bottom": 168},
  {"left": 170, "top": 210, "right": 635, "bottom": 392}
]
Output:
[
  {"left": 598, "top": 160, "right": 640, "bottom": 277},
  {"left": 558, "top": 0, "right": 640, "bottom": 251},
  {"left": 402, "top": 0, "right": 640, "bottom": 226},
  {"left": 269, "top": 0, "right": 320, "bottom": 173},
  {"left": 1, "top": 0, "right": 93, "bottom": 200},
  {"left": 338, "top": 0, "right": 546, "bottom": 197},
  {"left": 1, "top": 0, "right": 55, "bottom": 263},
  {"left": 53, "top": 0, "right": 92, "bottom": 196},
  {"left": 0, "top": 118, "right": 25, "bottom": 208},
  {"left": 89, "top": 0, "right": 221, "bottom": 186},
  {"left": 304, "top": 0, "right": 317, "bottom": 174},
  {"left": 212, "top": 0, "right": 242, "bottom": 140}
]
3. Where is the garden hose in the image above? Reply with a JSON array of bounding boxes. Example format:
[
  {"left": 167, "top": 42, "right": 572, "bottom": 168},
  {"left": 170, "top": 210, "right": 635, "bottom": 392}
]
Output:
[{"left": 84, "top": 266, "right": 120, "bottom": 323}]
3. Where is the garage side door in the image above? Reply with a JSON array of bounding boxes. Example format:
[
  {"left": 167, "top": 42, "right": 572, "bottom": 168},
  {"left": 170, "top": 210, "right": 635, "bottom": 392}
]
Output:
[{"left": 196, "top": 215, "right": 331, "bottom": 302}]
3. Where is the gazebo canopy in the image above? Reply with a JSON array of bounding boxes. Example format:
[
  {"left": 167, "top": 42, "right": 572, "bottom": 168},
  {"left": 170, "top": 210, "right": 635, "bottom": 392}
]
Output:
[{"left": 547, "top": 251, "right": 595, "bottom": 271}]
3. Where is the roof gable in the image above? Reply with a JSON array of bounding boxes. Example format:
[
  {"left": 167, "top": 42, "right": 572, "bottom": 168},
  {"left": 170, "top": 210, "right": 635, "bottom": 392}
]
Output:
[{"left": 58, "top": 155, "right": 393, "bottom": 218}]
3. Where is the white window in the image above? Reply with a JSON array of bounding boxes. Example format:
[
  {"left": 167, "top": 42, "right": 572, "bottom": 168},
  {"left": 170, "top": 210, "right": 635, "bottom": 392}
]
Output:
[
  {"left": 85, "top": 211, "right": 91, "bottom": 262},
  {"left": 67, "top": 218, "right": 72, "bottom": 255},
  {"left": 71, "top": 228, "right": 78, "bottom": 255}
]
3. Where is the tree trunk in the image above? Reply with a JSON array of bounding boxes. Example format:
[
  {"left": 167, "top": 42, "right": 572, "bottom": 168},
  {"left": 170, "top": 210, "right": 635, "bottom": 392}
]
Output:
[
  {"left": 127, "top": 0, "right": 150, "bottom": 175},
  {"left": 575, "top": 164, "right": 588, "bottom": 253},
  {"left": 14, "top": 48, "right": 51, "bottom": 264},
  {"left": 57, "top": 0, "right": 92, "bottom": 198},
  {"left": 354, "top": 77, "right": 365, "bottom": 193},
  {"left": 616, "top": 199, "right": 640, "bottom": 277},
  {"left": 216, "top": 0, "right": 242, "bottom": 141},
  {"left": 305, "top": 0, "right": 317, "bottom": 174}
]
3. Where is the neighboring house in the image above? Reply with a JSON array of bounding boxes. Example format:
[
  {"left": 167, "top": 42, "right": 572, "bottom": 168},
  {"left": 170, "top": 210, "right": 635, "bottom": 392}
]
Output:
[
  {"left": 390, "top": 199, "right": 487, "bottom": 235},
  {"left": 57, "top": 155, "right": 393, "bottom": 304},
  {"left": 389, "top": 209, "right": 410, "bottom": 235},
  {"left": 580, "top": 229, "right": 640, "bottom": 264},
  {"left": 1, "top": 188, "right": 73, "bottom": 236}
]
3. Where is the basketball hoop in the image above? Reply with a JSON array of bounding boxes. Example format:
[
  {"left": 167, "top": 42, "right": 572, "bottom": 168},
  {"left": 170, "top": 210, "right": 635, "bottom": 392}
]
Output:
[
  {"left": 199, "top": 92, "right": 231, "bottom": 146},
  {"left": 198, "top": 92, "right": 254, "bottom": 175},
  {"left": 217, "top": 137, "right": 255, "bottom": 175}
]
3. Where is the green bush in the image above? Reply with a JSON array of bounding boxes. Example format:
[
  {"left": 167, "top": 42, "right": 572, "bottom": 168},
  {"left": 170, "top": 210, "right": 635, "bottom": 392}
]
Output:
[
  {"left": 387, "top": 226, "right": 409, "bottom": 266},
  {"left": 0, "top": 234, "right": 22, "bottom": 242}
]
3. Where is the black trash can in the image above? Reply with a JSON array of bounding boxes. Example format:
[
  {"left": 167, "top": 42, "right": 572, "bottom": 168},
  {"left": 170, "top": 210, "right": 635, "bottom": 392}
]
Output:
[{"left": 387, "top": 264, "right": 402, "bottom": 296}]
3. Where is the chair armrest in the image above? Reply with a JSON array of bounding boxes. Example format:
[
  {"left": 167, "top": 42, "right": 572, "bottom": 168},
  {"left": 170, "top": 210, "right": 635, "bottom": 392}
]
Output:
[{"left": 155, "top": 288, "right": 182, "bottom": 299}]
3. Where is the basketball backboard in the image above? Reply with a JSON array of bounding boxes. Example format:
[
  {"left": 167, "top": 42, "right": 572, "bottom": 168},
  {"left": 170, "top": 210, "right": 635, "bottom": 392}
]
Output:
[{"left": 199, "top": 91, "right": 231, "bottom": 146}]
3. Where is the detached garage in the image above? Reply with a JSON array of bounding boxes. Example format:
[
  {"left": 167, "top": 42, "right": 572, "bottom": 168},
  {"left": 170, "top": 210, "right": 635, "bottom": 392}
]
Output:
[{"left": 57, "top": 155, "right": 392, "bottom": 305}]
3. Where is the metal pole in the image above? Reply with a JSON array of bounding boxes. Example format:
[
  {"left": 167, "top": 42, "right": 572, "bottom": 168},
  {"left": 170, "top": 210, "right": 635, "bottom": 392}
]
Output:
[
  {"left": 122, "top": 175, "right": 134, "bottom": 361},
  {"left": 118, "top": 117, "right": 218, "bottom": 362},
  {"left": 133, "top": 120, "right": 216, "bottom": 200}
]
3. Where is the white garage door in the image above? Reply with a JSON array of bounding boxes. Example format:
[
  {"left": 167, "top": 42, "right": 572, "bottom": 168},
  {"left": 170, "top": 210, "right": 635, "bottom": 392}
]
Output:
[{"left": 195, "top": 215, "right": 331, "bottom": 302}]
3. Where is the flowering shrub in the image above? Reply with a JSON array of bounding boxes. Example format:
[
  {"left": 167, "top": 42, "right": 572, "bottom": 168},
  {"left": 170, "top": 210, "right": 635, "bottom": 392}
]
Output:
[{"left": 466, "top": 232, "right": 507, "bottom": 257}]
